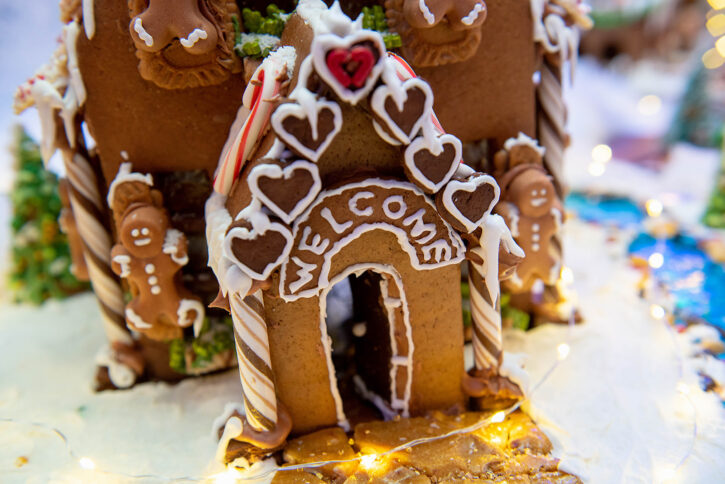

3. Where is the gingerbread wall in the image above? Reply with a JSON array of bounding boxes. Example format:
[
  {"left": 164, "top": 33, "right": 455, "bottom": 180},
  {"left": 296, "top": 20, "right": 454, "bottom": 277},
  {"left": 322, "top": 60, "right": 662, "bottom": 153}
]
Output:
[
  {"left": 411, "top": 0, "right": 538, "bottom": 148},
  {"left": 76, "top": 0, "right": 246, "bottom": 185}
]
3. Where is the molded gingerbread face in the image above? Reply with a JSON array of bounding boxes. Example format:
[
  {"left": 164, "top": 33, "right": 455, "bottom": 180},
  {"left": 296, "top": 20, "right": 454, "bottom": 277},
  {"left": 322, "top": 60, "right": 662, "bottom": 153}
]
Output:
[
  {"left": 507, "top": 170, "right": 556, "bottom": 218},
  {"left": 120, "top": 206, "right": 168, "bottom": 258},
  {"left": 128, "top": 0, "right": 240, "bottom": 89},
  {"left": 386, "top": 0, "right": 487, "bottom": 67}
]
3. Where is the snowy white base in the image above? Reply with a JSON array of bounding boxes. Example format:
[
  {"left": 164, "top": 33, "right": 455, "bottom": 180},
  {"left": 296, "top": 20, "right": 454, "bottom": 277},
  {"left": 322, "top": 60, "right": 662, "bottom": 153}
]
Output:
[{"left": 2, "top": 219, "right": 723, "bottom": 482}]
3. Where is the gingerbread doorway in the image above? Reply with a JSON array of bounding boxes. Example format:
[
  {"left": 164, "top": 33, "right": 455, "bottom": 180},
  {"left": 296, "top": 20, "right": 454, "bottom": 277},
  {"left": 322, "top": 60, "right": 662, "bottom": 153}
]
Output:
[{"left": 319, "top": 264, "right": 415, "bottom": 429}]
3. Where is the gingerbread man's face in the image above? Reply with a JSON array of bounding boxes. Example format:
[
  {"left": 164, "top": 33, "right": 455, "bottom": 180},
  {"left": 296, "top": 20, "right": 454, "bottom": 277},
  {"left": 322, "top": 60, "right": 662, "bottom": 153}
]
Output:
[
  {"left": 120, "top": 206, "right": 168, "bottom": 258},
  {"left": 507, "top": 170, "right": 556, "bottom": 218}
]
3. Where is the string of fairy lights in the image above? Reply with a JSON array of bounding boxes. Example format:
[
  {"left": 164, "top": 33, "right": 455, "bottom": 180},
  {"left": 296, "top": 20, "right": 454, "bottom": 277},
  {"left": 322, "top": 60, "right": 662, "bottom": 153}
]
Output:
[
  {"left": 703, "top": 0, "right": 725, "bottom": 69},
  {"left": 1, "top": 307, "right": 576, "bottom": 483}
]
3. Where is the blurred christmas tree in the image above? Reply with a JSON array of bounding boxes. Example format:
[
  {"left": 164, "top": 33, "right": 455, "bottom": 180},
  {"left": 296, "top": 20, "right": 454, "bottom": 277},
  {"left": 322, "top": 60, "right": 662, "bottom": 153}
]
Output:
[
  {"left": 703, "top": 126, "right": 725, "bottom": 229},
  {"left": 8, "top": 126, "right": 87, "bottom": 303}
]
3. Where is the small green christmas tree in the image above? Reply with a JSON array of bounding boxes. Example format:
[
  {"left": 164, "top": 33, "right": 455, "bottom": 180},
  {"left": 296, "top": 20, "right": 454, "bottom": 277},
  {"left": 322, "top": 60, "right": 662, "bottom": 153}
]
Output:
[{"left": 8, "top": 126, "right": 87, "bottom": 304}]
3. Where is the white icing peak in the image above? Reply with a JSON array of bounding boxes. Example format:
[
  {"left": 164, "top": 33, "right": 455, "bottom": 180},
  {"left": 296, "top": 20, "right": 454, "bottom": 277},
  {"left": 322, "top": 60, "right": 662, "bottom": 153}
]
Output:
[
  {"left": 82, "top": 0, "right": 96, "bottom": 39},
  {"left": 107, "top": 162, "right": 154, "bottom": 206},
  {"left": 530, "top": 0, "right": 580, "bottom": 70},
  {"left": 297, "top": 0, "right": 363, "bottom": 36}
]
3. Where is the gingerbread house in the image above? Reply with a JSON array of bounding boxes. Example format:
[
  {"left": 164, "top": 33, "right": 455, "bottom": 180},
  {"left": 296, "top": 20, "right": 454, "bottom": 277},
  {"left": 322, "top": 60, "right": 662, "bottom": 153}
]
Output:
[{"left": 206, "top": 0, "right": 524, "bottom": 461}]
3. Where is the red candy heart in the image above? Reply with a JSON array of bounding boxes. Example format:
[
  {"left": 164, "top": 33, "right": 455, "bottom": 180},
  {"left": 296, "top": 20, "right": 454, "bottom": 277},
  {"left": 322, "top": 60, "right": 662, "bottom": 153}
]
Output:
[{"left": 326, "top": 45, "right": 375, "bottom": 89}]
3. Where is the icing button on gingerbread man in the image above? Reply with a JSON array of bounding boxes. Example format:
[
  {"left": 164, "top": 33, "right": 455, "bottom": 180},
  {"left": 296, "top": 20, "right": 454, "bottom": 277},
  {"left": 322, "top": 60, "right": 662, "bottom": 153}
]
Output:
[{"left": 112, "top": 203, "right": 205, "bottom": 341}]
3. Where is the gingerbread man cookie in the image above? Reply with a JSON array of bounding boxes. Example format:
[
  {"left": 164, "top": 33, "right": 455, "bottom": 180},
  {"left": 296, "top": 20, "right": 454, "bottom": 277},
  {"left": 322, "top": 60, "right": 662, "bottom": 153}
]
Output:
[
  {"left": 109, "top": 164, "right": 204, "bottom": 341},
  {"left": 495, "top": 165, "right": 563, "bottom": 292}
]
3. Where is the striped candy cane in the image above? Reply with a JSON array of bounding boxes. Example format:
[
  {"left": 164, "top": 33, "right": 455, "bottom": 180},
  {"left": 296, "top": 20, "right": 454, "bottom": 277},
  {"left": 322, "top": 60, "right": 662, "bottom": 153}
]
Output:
[
  {"left": 229, "top": 289, "right": 278, "bottom": 431},
  {"left": 213, "top": 54, "right": 288, "bottom": 195},
  {"left": 469, "top": 214, "right": 524, "bottom": 370},
  {"left": 61, "top": 150, "right": 134, "bottom": 353}
]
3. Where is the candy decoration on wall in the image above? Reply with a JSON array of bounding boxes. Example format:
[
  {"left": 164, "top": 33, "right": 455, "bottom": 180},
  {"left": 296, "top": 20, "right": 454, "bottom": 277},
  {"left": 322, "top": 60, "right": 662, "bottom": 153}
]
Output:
[
  {"left": 61, "top": 149, "right": 137, "bottom": 386},
  {"left": 229, "top": 288, "right": 279, "bottom": 431},
  {"left": 214, "top": 49, "right": 292, "bottom": 195},
  {"left": 468, "top": 215, "right": 523, "bottom": 370}
]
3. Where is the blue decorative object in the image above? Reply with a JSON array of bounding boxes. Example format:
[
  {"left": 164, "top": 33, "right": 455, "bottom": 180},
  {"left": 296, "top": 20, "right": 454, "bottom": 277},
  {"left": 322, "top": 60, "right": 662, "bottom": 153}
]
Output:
[{"left": 566, "top": 192, "right": 644, "bottom": 228}]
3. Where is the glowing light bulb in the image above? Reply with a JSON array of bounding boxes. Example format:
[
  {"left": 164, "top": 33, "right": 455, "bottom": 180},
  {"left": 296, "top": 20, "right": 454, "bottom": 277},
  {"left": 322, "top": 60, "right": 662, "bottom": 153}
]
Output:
[
  {"left": 78, "top": 457, "right": 96, "bottom": 470},
  {"left": 591, "top": 144, "right": 612, "bottom": 163},
  {"left": 490, "top": 411, "right": 506, "bottom": 424},
  {"left": 708, "top": 0, "right": 725, "bottom": 10},
  {"left": 677, "top": 382, "right": 690, "bottom": 395},
  {"left": 716, "top": 36, "right": 725, "bottom": 57},
  {"left": 645, "top": 199, "right": 664, "bottom": 218},
  {"left": 648, "top": 253, "right": 664, "bottom": 269},
  {"left": 650, "top": 305, "right": 666, "bottom": 320},
  {"left": 702, "top": 48, "right": 725, "bottom": 69},
  {"left": 359, "top": 454, "right": 378, "bottom": 470},
  {"left": 560, "top": 266, "right": 574, "bottom": 285},
  {"left": 557, "top": 343, "right": 570, "bottom": 361},
  {"left": 654, "top": 465, "right": 677, "bottom": 483},
  {"left": 588, "top": 162, "right": 606, "bottom": 177},
  {"left": 213, "top": 467, "right": 243, "bottom": 484},
  {"left": 707, "top": 13, "right": 725, "bottom": 37},
  {"left": 637, "top": 95, "right": 662, "bottom": 116}
]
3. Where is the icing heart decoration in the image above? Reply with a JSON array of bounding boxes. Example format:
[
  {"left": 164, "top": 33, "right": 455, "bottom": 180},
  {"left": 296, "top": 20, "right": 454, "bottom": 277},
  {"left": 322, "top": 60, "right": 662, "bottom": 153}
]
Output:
[
  {"left": 311, "top": 32, "right": 386, "bottom": 105},
  {"left": 248, "top": 160, "right": 322, "bottom": 225},
  {"left": 403, "top": 134, "right": 462, "bottom": 194},
  {"left": 326, "top": 46, "right": 375, "bottom": 89},
  {"left": 436, "top": 173, "right": 501, "bottom": 233},
  {"left": 224, "top": 217, "right": 294, "bottom": 280},
  {"left": 371, "top": 78, "right": 434, "bottom": 144},
  {"left": 271, "top": 100, "right": 343, "bottom": 162}
]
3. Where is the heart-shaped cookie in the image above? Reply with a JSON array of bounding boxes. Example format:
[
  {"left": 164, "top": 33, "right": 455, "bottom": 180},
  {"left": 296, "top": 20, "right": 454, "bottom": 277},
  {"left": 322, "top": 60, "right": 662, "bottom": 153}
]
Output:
[
  {"left": 248, "top": 160, "right": 322, "bottom": 225},
  {"left": 404, "top": 134, "right": 461, "bottom": 194},
  {"left": 271, "top": 100, "right": 342, "bottom": 162},
  {"left": 436, "top": 174, "right": 501, "bottom": 233},
  {"left": 371, "top": 78, "right": 433, "bottom": 144},
  {"left": 224, "top": 218, "right": 294, "bottom": 280},
  {"left": 311, "top": 32, "right": 386, "bottom": 105}
]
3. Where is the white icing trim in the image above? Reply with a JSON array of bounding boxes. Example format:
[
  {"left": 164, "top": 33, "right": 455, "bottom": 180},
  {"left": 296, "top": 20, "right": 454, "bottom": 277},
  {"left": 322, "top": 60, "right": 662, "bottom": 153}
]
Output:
[
  {"left": 309, "top": 30, "right": 386, "bottom": 105},
  {"left": 82, "top": 0, "right": 96, "bottom": 39},
  {"left": 107, "top": 163, "right": 154, "bottom": 206},
  {"left": 133, "top": 18, "right": 154, "bottom": 47},
  {"left": 280, "top": 178, "right": 465, "bottom": 301},
  {"left": 418, "top": 0, "right": 436, "bottom": 25},
  {"left": 126, "top": 307, "right": 152, "bottom": 329},
  {"left": 403, "top": 134, "right": 461, "bottom": 194},
  {"left": 178, "top": 298, "right": 205, "bottom": 336},
  {"left": 163, "top": 229, "right": 189, "bottom": 266},
  {"left": 531, "top": 0, "right": 580, "bottom": 71},
  {"left": 248, "top": 160, "right": 322, "bottom": 225},
  {"left": 370, "top": 77, "right": 434, "bottom": 145},
  {"left": 353, "top": 375, "right": 397, "bottom": 420},
  {"left": 372, "top": 119, "right": 403, "bottom": 146},
  {"left": 95, "top": 344, "right": 136, "bottom": 388},
  {"left": 179, "top": 28, "right": 208, "bottom": 49},
  {"left": 441, "top": 174, "right": 500, "bottom": 233},
  {"left": 216, "top": 416, "right": 244, "bottom": 463},
  {"left": 112, "top": 254, "right": 131, "bottom": 278},
  {"left": 224, "top": 212, "right": 294, "bottom": 281},
  {"left": 503, "top": 132, "right": 546, "bottom": 157},
  {"left": 271, "top": 96, "right": 343, "bottom": 163},
  {"left": 461, "top": 2, "right": 485, "bottom": 26},
  {"left": 297, "top": 0, "right": 363, "bottom": 37},
  {"left": 471, "top": 213, "right": 523, "bottom": 302}
]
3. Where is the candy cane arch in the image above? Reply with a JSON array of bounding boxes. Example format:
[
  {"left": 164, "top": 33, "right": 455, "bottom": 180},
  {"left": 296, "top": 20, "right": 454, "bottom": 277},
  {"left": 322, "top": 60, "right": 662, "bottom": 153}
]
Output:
[
  {"left": 62, "top": 149, "right": 134, "bottom": 356},
  {"left": 229, "top": 289, "right": 278, "bottom": 431},
  {"left": 213, "top": 55, "right": 288, "bottom": 195},
  {"left": 468, "top": 214, "right": 523, "bottom": 370}
]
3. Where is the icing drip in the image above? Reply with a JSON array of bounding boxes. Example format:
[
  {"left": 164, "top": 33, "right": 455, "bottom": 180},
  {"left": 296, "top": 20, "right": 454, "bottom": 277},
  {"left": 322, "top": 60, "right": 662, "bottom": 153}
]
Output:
[
  {"left": 461, "top": 3, "right": 485, "bottom": 26},
  {"left": 531, "top": 0, "right": 580, "bottom": 72},
  {"left": 95, "top": 345, "right": 136, "bottom": 388},
  {"left": 179, "top": 28, "right": 208, "bottom": 48},
  {"left": 418, "top": 0, "right": 436, "bottom": 25},
  {"left": 82, "top": 0, "right": 95, "bottom": 39},
  {"left": 107, "top": 162, "right": 154, "bottom": 206},
  {"left": 297, "top": 0, "right": 363, "bottom": 36},
  {"left": 133, "top": 18, "right": 154, "bottom": 48},
  {"left": 163, "top": 229, "right": 189, "bottom": 265}
]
